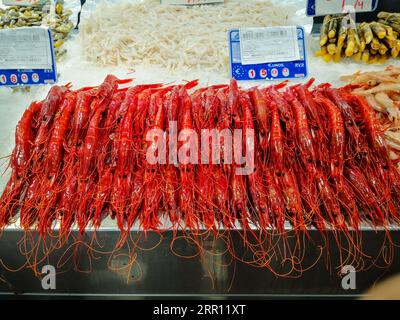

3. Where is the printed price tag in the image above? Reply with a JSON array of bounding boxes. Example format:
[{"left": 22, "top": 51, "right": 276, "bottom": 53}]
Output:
[
  {"left": 307, "top": 0, "right": 378, "bottom": 16},
  {"left": 0, "top": 27, "right": 57, "bottom": 87},
  {"left": 2, "top": 0, "right": 47, "bottom": 6},
  {"left": 239, "top": 26, "right": 300, "bottom": 65},
  {"left": 161, "top": 0, "right": 224, "bottom": 5},
  {"left": 229, "top": 26, "right": 307, "bottom": 81}
]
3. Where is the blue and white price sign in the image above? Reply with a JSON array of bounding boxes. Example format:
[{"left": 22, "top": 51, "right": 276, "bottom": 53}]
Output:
[
  {"left": 229, "top": 26, "right": 308, "bottom": 81},
  {"left": 0, "top": 27, "right": 57, "bottom": 87},
  {"left": 306, "top": 0, "right": 378, "bottom": 16}
]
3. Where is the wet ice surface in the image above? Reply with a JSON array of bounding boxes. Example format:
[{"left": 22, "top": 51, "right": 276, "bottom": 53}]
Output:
[{"left": 1, "top": 0, "right": 400, "bottom": 230}]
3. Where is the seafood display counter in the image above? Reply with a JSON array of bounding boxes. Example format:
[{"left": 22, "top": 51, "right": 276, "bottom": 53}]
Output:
[{"left": 1, "top": 0, "right": 400, "bottom": 299}]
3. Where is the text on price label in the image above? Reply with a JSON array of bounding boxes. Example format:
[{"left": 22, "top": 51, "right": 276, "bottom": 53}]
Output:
[
  {"left": 308, "top": 0, "right": 377, "bottom": 16},
  {"left": 239, "top": 26, "right": 300, "bottom": 65},
  {"left": 0, "top": 28, "right": 52, "bottom": 70}
]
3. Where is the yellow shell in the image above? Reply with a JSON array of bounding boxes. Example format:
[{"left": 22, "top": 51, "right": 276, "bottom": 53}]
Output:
[{"left": 56, "top": 3, "right": 63, "bottom": 15}]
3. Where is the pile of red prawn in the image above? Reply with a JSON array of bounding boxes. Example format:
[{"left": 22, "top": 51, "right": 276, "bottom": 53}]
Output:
[{"left": 1, "top": 74, "right": 400, "bottom": 243}]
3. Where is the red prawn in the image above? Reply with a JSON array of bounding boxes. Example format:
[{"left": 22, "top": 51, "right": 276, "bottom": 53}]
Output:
[
  {"left": 240, "top": 93, "right": 270, "bottom": 229},
  {"left": 268, "top": 96, "right": 285, "bottom": 175},
  {"left": 178, "top": 88, "right": 198, "bottom": 230},
  {"left": 0, "top": 101, "right": 42, "bottom": 227},
  {"left": 278, "top": 168, "right": 306, "bottom": 231},
  {"left": 286, "top": 90, "right": 317, "bottom": 174},
  {"left": 344, "top": 165, "right": 385, "bottom": 226},
  {"left": 323, "top": 87, "right": 367, "bottom": 156},
  {"left": 348, "top": 93, "right": 391, "bottom": 165},
  {"left": 295, "top": 81, "right": 329, "bottom": 164},
  {"left": 313, "top": 92, "right": 346, "bottom": 182},
  {"left": 91, "top": 92, "right": 126, "bottom": 226},
  {"left": 141, "top": 88, "right": 172, "bottom": 231},
  {"left": 112, "top": 95, "right": 138, "bottom": 231},
  {"left": 33, "top": 85, "right": 70, "bottom": 158},
  {"left": 37, "top": 92, "right": 77, "bottom": 235},
  {"left": 248, "top": 88, "right": 269, "bottom": 153},
  {"left": 314, "top": 168, "right": 346, "bottom": 229},
  {"left": 264, "top": 166, "right": 286, "bottom": 232}
]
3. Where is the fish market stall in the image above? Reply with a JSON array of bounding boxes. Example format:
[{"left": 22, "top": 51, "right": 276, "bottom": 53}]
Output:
[{"left": 1, "top": 0, "right": 400, "bottom": 299}]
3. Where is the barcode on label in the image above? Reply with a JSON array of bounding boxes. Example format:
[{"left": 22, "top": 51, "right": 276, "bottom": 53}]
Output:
[
  {"left": 239, "top": 26, "right": 300, "bottom": 65},
  {"left": 18, "top": 34, "right": 40, "bottom": 42},
  {"left": 241, "top": 30, "right": 288, "bottom": 41},
  {"left": 0, "top": 27, "right": 53, "bottom": 70}
]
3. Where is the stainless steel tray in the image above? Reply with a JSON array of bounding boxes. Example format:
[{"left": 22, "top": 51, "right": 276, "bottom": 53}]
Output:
[{"left": 1, "top": 228, "right": 399, "bottom": 298}]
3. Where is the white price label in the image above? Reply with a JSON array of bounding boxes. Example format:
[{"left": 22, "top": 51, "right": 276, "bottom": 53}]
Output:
[
  {"left": 239, "top": 26, "right": 300, "bottom": 65},
  {"left": 0, "top": 27, "right": 53, "bottom": 70},
  {"left": 315, "top": 0, "right": 373, "bottom": 15},
  {"left": 161, "top": 0, "right": 224, "bottom": 4}
]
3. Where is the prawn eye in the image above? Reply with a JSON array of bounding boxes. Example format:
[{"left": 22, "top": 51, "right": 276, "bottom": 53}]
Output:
[{"left": 333, "top": 160, "right": 339, "bottom": 167}]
